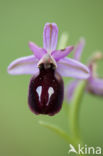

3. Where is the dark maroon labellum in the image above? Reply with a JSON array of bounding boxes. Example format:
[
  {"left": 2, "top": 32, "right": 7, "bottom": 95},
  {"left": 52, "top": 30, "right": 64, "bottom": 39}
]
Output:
[{"left": 28, "top": 64, "right": 64, "bottom": 116}]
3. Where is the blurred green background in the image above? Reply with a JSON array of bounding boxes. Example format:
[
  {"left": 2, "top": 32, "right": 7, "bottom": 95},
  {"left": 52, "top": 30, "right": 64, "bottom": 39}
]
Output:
[{"left": 0, "top": 0, "right": 103, "bottom": 156}]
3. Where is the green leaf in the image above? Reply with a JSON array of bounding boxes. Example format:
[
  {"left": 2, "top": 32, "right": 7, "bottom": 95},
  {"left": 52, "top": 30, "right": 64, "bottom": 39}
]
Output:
[{"left": 38, "top": 120, "right": 74, "bottom": 144}]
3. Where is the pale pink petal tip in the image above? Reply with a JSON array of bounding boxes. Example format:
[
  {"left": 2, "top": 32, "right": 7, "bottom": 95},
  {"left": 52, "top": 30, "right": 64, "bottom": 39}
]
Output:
[
  {"left": 87, "top": 77, "right": 103, "bottom": 96},
  {"left": 65, "top": 80, "right": 79, "bottom": 102},
  {"left": 74, "top": 38, "right": 85, "bottom": 61},
  {"left": 52, "top": 46, "right": 74, "bottom": 61},
  {"left": 56, "top": 57, "right": 90, "bottom": 79},
  {"left": 29, "top": 42, "right": 47, "bottom": 59},
  {"left": 43, "top": 23, "right": 58, "bottom": 52},
  {"left": 8, "top": 55, "right": 39, "bottom": 75}
]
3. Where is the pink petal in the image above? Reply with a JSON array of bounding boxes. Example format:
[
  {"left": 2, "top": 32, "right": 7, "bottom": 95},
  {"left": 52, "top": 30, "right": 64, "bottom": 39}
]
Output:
[
  {"left": 8, "top": 55, "right": 39, "bottom": 75},
  {"left": 65, "top": 80, "right": 79, "bottom": 102},
  {"left": 51, "top": 46, "right": 74, "bottom": 61},
  {"left": 43, "top": 23, "right": 58, "bottom": 52},
  {"left": 56, "top": 57, "right": 90, "bottom": 79},
  {"left": 87, "top": 77, "right": 103, "bottom": 96},
  {"left": 29, "top": 42, "right": 47, "bottom": 59},
  {"left": 74, "top": 38, "right": 85, "bottom": 61}
]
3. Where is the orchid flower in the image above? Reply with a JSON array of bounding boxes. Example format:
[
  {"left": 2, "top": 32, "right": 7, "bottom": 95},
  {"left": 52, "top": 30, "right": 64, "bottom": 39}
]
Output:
[
  {"left": 8, "top": 23, "right": 89, "bottom": 115},
  {"left": 66, "top": 38, "right": 103, "bottom": 103}
]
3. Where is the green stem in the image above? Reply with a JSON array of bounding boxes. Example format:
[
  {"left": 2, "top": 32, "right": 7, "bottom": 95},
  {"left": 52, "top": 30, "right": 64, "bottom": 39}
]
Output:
[{"left": 69, "top": 80, "right": 87, "bottom": 141}]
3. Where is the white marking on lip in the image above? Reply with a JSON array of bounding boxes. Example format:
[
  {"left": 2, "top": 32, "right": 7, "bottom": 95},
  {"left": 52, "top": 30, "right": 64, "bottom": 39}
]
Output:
[
  {"left": 36, "top": 86, "right": 42, "bottom": 102},
  {"left": 48, "top": 87, "right": 54, "bottom": 98},
  {"left": 46, "top": 87, "right": 54, "bottom": 106}
]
